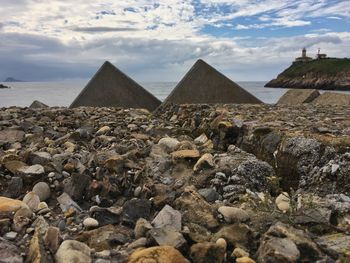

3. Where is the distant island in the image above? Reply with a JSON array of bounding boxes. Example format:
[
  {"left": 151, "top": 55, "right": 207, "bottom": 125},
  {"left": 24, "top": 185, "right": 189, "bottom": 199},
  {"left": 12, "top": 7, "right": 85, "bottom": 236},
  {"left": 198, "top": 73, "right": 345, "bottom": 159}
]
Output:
[
  {"left": 265, "top": 48, "right": 350, "bottom": 90},
  {"left": 4, "top": 77, "right": 24, "bottom": 82},
  {"left": 0, "top": 84, "right": 10, "bottom": 89}
]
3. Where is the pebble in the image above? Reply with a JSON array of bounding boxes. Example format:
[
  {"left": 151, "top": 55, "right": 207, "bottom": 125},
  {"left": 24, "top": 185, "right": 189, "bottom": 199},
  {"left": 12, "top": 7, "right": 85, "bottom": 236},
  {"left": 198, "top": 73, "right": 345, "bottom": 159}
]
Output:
[
  {"left": 276, "top": 192, "right": 291, "bottom": 212},
  {"left": 83, "top": 217, "right": 99, "bottom": 228}
]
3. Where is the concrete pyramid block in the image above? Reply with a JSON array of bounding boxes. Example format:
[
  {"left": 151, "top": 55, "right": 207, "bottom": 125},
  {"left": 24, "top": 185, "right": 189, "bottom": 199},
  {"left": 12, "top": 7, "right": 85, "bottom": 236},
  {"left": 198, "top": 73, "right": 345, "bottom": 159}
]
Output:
[
  {"left": 29, "top": 100, "right": 49, "bottom": 109},
  {"left": 277, "top": 89, "right": 320, "bottom": 105},
  {"left": 161, "top": 59, "right": 262, "bottom": 106},
  {"left": 313, "top": 92, "right": 350, "bottom": 106},
  {"left": 70, "top": 61, "right": 161, "bottom": 111}
]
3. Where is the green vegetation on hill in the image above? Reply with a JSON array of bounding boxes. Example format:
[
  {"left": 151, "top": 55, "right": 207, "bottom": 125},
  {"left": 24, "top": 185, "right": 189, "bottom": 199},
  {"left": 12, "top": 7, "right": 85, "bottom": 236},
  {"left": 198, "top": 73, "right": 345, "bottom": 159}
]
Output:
[{"left": 280, "top": 58, "right": 350, "bottom": 78}]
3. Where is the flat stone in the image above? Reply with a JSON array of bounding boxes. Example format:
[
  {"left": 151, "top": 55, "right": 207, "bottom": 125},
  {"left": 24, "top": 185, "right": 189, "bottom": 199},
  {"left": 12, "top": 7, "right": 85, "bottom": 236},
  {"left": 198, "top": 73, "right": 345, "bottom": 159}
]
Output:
[
  {"left": 149, "top": 227, "right": 187, "bottom": 249},
  {"left": 18, "top": 164, "right": 45, "bottom": 175},
  {"left": 152, "top": 205, "right": 182, "bottom": 231},
  {"left": 4, "top": 177, "right": 23, "bottom": 198},
  {"left": 4, "top": 232, "right": 17, "bottom": 241},
  {"left": 194, "top": 153, "right": 214, "bottom": 171},
  {"left": 218, "top": 206, "right": 250, "bottom": 223},
  {"left": 57, "top": 192, "right": 82, "bottom": 213},
  {"left": 0, "top": 130, "right": 25, "bottom": 143},
  {"left": 128, "top": 246, "right": 189, "bottom": 263},
  {"left": 44, "top": 226, "right": 61, "bottom": 253},
  {"left": 55, "top": 240, "right": 91, "bottom": 263},
  {"left": 4, "top": 161, "right": 27, "bottom": 174}
]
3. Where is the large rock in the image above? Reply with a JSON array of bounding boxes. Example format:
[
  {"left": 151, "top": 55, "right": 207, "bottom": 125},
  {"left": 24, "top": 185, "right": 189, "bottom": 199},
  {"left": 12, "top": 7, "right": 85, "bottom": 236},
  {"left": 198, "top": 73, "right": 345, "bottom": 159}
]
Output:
[
  {"left": 213, "top": 224, "right": 253, "bottom": 248},
  {"left": 152, "top": 205, "right": 182, "bottom": 231},
  {"left": 315, "top": 233, "right": 350, "bottom": 259},
  {"left": 0, "top": 237, "right": 23, "bottom": 263},
  {"left": 257, "top": 237, "right": 300, "bottom": 263},
  {"left": 55, "top": 240, "right": 91, "bottom": 263},
  {"left": 277, "top": 89, "right": 320, "bottom": 105},
  {"left": 190, "top": 242, "right": 225, "bottom": 263},
  {"left": 149, "top": 227, "right": 186, "bottom": 249},
  {"left": 313, "top": 92, "right": 350, "bottom": 105},
  {"left": 0, "top": 197, "right": 29, "bottom": 213},
  {"left": 128, "top": 246, "right": 189, "bottom": 263},
  {"left": 218, "top": 206, "right": 250, "bottom": 223},
  {"left": 175, "top": 187, "right": 218, "bottom": 230},
  {"left": 27, "top": 230, "right": 53, "bottom": 263},
  {"left": 70, "top": 61, "right": 161, "bottom": 111},
  {"left": 161, "top": 59, "right": 262, "bottom": 106},
  {"left": 123, "top": 198, "right": 151, "bottom": 224},
  {"left": 0, "top": 130, "right": 25, "bottom": 143}
]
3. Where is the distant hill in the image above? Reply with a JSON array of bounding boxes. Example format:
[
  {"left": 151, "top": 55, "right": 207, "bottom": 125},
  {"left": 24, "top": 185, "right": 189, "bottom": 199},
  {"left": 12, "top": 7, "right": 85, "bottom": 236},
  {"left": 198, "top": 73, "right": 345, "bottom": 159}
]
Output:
[
  {"left": 265, "top": 58, "right": 350, "bottom": 90},
  {"left": 4, "top": 77, "right": 24, "bottom": 82}
]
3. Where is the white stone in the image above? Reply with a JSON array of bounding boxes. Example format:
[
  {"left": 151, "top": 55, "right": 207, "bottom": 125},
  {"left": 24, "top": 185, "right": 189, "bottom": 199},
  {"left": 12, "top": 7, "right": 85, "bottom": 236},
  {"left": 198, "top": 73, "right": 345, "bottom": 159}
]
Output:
[
  {"left": 4, "top": 231, "right": 18, "bottom": 240},
  {"left": 158, "top": 137, "right": 180, "bottom": 151},
  {"left": 83, "top": 218, "right": 99, "bottom": 228},
  {"left": 276, "top": 192, "right": 291, "bottom": 212},
  {"left": 218, "top": 206, "right": 250, "bottom": 223},
  {"left": 19, "top": 164, "right": 44, "bottom": 175}
]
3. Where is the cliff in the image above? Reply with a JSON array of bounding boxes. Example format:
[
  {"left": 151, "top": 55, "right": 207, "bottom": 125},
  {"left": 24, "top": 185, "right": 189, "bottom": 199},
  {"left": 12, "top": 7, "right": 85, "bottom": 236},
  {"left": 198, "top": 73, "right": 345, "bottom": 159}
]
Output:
[{"left": 265, "top": 58, "right": 350, "bottom": 90}]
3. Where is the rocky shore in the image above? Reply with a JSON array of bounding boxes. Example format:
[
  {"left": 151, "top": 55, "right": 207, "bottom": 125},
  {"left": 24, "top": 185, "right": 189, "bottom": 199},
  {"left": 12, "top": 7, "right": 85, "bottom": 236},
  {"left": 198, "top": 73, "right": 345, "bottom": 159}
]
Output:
[{"left": 1, "top": 104, "right": 350, "bottom": 262}]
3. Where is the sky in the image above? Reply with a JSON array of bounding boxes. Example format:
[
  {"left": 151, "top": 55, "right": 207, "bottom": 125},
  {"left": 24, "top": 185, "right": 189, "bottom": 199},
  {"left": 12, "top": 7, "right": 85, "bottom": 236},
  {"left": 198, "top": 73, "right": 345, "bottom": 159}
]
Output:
[{"left": 0, "top": 0, "right": 349, "bottom": 82}]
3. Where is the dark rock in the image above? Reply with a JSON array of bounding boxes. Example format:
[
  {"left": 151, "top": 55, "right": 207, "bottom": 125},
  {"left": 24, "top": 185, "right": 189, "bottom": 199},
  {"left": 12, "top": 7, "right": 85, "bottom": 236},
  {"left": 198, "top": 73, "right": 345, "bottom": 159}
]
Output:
[
  {"left": 257, "top": 237, "right": 300, "bottom": 263},
  {"left": 0, "top": 237, "right": 23, "bottom": 263},
  {"left": 63, "top": 172, "right": 91, "bottom": 201},
  {"left": 198, "top": 188, "right": 220, "bottom": 202},
  {"left": 123, "top": 198, "right": 151, "bottom": 224},
  {"left": 149, "top": 227, "right": 187, "bottom": 249},
  {"left": 4, "top": 177, "right": 23, "bottom": 198}
]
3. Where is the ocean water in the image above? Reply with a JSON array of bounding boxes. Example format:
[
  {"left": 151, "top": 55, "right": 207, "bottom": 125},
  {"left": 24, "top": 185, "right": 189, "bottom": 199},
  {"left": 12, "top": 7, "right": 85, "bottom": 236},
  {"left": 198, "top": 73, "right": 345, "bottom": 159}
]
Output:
[{"left": 1, "top": 80, "right": 349, "bottom": 108}]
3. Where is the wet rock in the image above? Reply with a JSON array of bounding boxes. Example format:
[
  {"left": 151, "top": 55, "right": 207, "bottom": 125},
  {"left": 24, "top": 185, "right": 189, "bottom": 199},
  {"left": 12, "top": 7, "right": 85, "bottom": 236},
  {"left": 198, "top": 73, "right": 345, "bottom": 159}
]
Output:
[
  {"left": 0, "top": 197, "right": 29, "bottom": 213},
  {"left": 218, "top": 206, "right": 250, "bottom": 223},
  {"left": 128, "top": 246, "right": 189, "bottom": 263},
  {"left": 257, "top": 237, "right": 300, "bottom": 263},
  {"left": 123, "top": 198, "right": 151, "bottom": 224},
  {"left": 134, "top": 218, "right": 153, "bottom": 239},
  {"left": 32, "top": 182, "right": 51, "bottom": 202},
  {"left": 23, "top": 192, "right": 40, "bottom": 211},
  {"left": 0, "top": 237, "right": 23, "bottom": 263},
  {"left": 4, "top": 177, "right": 23, "bottom": 198},
  {"left": 149, "top": 227, "right": 187, "bottom": 249},
  {"left": 198, "top": 188, "right": 220, "bottom": 202},
  {"left": 152, "top": 205, "right": 182, "bottom": 231},
  {"left": 175, "top": 187, "right": 218, "bottom": 230},
  {"left": 190, "top": 242, "right": 226, "bottom": 263},
  {"left": 55, "top": 240, "right": 91, "bottom": 263},
  {"left": 83, "top": 217, "right": 99, "bottom": 229}
]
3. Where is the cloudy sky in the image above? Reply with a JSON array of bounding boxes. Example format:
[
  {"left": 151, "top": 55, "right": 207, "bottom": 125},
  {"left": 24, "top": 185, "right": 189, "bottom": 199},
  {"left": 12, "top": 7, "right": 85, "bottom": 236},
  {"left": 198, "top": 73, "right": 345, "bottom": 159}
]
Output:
[{"left": 0, "top": 0, "right": 349, "bottom": 82}]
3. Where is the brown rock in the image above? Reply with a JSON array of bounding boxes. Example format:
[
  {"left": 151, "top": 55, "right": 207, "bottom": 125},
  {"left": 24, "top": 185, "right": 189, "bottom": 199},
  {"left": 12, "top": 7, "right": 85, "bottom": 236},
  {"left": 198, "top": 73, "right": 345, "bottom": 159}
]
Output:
[
  {"left": 4, "top": 160, "right": 27, "bottom": 174},
  {"left": 257, "top": 237, "right": 300, "bottom": 263},
  {"left": 213, "top": 224, "right": 253, "bottom": 248},
  {"left": 171, "top": 149, "right": 200, "bottom": 159},
  {"left": 27, "top": 230, "right": 53, "bottom": 263},
  {"left": 175, "top": 187, "right": 218, "bottom": 230},
  {"left": 0, "top": 197, "right": 29, "bottom": 213},
  {"left": 190, "top": 242, "right": 225, "bottom": 263},
  {"left": 55, "top": 240, "right": 91, "bottom": 263},
  {"left": 44, "top": 227, "right": 61, "bottom": 253},
  {"left": 128, "top": 246, "right": 189, "bottom": 263},
  {"left": 0, "top": 130, "right": 25, "bottom": 143}
]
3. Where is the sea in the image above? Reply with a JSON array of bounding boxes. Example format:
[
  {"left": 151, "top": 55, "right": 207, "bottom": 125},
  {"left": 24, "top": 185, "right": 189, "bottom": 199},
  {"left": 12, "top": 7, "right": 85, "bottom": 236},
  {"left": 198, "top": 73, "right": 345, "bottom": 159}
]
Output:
[{"left": 1, "top": 80, "right": 350, "bottom": 107}]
